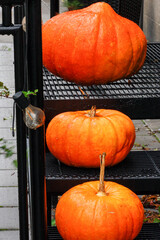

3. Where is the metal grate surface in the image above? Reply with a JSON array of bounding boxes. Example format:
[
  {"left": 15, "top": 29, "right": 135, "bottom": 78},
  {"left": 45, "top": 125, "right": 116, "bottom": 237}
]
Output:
[
  {"left": 48, "top": 224, "right": 160, "bottom": 240},
  {"left": 48, "top": 227, "right": 62, "bottom": 240},
  {"left": 46, "top": 151, "right": 160, "bottom": 194},
  {"left": 43, "top": 43, "right": 160, "bottom": 101},
  {"left": 80, "top": 0, "right": 120, "bottom": 13},
  {"left": 46, "top": 151, "right": 160, "bottom": 179},
  {"left": 119, "top": 0, "right": 142, "bottom": 25}
]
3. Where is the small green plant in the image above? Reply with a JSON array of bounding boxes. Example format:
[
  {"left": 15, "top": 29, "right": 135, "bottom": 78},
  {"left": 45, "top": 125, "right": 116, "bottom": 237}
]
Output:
[
  {"left": 153, "top": 218, "right": 160, "bottom": 223},
  {"left": 0, "top": 138, "right": 15, "bottom": 158},
  {"left": 152, "top": 206, "right": 160, "bottom": 223},
  {"left": 3, "top": 115, "right": 12, "bottom": 121},
  {"left": 22, "top": 89, "right": 38, "bottom": 98},
  {"left": 143, "top": 201, "right": 160, "bottom": 223},
  {"left": 12, "top": 160, "right": 18, "bottom": 168},
  {"left": 0, "top": 45, "right": 12, "bottom": 51},
  {"left": 51, "top": 219, "right": 56, "bottom": 226},
  {"left": 0, "top": 82, "right": 10, "bottom": 98},
  {"left": 0, "top": 82, "right": 39, "bottom": 168},
  {"left": 134, "top": 143, "right": 141, "bottom": 147},
  {"left": 0, "top": 137, "right": 17, "bottom": 167},
  {"left": 62, "top": 0, "right": 84, "bottom": 10}
]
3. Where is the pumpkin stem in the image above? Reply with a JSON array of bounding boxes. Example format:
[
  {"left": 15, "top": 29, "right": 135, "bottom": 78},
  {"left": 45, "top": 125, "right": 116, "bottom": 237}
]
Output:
[
  {"left": 89, "top": 105, "right": 96, "bottom": 117},
  {"left": 97, "top": 152, "right": 107, "bottom": 197}
]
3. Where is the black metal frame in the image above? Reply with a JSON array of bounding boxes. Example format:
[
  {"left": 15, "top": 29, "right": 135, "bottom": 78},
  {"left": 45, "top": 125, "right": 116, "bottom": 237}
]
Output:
[
  {"left": 0, "top": 2, "right": 29, "bottom": 240},
  {"left": 0, "top": 0, "right": 47, "bottom": 240},
  {"left": 50, "top": 0, "right": 59, "bottom": 18},
  {"left": 26, "top": 0, "right": 47, "bottom": 238}
]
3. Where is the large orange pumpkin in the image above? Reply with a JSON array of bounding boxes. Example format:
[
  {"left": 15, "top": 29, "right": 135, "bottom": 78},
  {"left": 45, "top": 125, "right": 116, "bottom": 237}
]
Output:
[
  {"left": 55, "top": 153, "right": 144, "bottom": 240},
  {"left": 42, "top": 2, "right": 147, "bottom": 85},
  {"left": 46, "top": 107, "right": 135, "bottom": 167}
]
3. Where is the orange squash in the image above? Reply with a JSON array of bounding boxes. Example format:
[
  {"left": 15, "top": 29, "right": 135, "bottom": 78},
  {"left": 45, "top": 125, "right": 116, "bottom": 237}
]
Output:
[
  {"left": 42, "top": 2, "right": 147, "bottom": 85},
  {"left": 46, "top": 106, "right": 135, "bottom": 167},
  {"left": 55, "top": 153, "right": 144, "bottom": 240}
]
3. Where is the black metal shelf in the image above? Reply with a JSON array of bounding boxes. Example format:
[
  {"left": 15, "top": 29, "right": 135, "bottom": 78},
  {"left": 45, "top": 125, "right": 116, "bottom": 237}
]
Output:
[
  {"left": 79, "top": 0, "right": 120, "bottom": 13},
  {"left": 48, "top": 224, "right": 160, "bottom": 240},
  {"left": 43, "top": 43, "right": 160, "bottom": 120},
  {"left": 119, "top": 0, "right": 142, "bottom": 25},
  {"left": 46, "top": 151, "right": 160, "bottom": 195},
  {"left": 42, "top": 4, "right": 160, "bottom": 240}
]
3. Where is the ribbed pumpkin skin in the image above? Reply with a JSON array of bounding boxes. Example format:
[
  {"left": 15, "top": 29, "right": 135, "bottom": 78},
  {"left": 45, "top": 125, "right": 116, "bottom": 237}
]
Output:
[
  {"left": 55, "top": 181, "right": 144, "bottom": 240},
  {"left": 42, "top": 2, "right": 147, "bottom": 85},
  {"left": 46, "top": 109, "right": 135, "bottom": 167}
]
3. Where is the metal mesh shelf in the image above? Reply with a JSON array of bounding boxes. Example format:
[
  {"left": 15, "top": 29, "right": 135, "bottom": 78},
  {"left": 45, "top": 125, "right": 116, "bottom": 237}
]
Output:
[
  {"left": 48, "top": 224, "right": 160, "bottom": 240},
  {"left": 46, "top": 151, "right": 160, "bottom": 194},
  {"left": 119, "top": 0, "right": 142, "bottom": 25},
  {"left": 79, "top": 0, "right": 120, "bottom": 13},
  {"left": 43, "top": 43, "right": 160, "bottom": 120},
  {"left": 43, "top": 43, "right": 160, "bottom": 100}
]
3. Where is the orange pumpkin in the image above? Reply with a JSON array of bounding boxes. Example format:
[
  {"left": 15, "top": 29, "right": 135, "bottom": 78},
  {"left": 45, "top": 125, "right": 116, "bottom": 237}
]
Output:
[
  {"left": 46, "top": 106, "right": 135, "bottom": 167},
  {"left": 55, "top": 153, "right": 144, "bottom": 240},
  {"left": 42, "top": 2, "right": 147, "bottom": 85}
]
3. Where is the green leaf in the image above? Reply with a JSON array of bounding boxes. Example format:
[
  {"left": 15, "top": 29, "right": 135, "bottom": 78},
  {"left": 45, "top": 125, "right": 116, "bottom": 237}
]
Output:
[
  {"left": 1, "top": 145, "right": 7, "bottom": 150},
  {"left": 153, "top": 218, "right": 160, "bottom": 223},
  {"left": 3, "top": 116, "right": 12, "bottom": 121},
  {"left": 134, "top": 143, "right": 141, "bottom": 147},
  {"left": 158, "top": 206, "right": 160, "bottom": 214},
  {"left": 3, "top": 86, "right": 9, "bottom": 90},
  {"left": 143, "top": 219, "right": 148, "bottom": 222},
  {"left": 22, "top": 91, "right": 27, "bottom": 98},
  {"left": 0, "top": 138, "right": 14, "bottom": 158},
  {"left": 13, "top": 160, "right": 18, "bottom": 168},
  {"left": 0, "top": 82, "right": 4, "bottom": 88},
  {"left": 5, "top": 151, "right": 13, "bottom": 158},
  {"left": 51, "top": 219, "right": 56, "bottom": 226},
  {"left": 22, "top": 89, "right": 39, "bottom": 98}
]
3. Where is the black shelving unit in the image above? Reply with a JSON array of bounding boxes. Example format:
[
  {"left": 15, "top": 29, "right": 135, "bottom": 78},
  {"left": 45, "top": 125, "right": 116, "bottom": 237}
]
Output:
[
  {"left": 46, "top": 151, "right": 160, "bottom": 195},
  {"left": 44, "top": 43, "right": 160, "bottom": 123},
  {"left": 48, "top": 224, "right": 160, "bottom": 240},
  {"left": 44, "top": 0, "right": 160, "bottom": 239}
]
